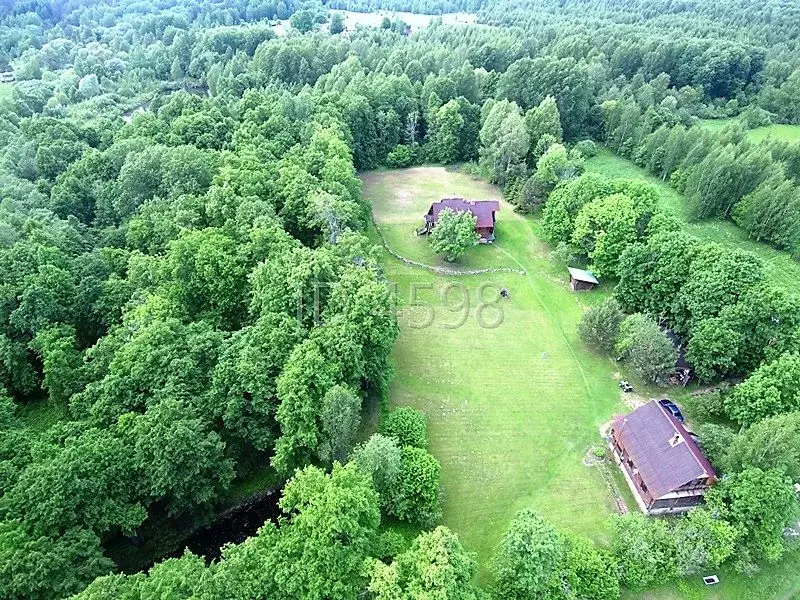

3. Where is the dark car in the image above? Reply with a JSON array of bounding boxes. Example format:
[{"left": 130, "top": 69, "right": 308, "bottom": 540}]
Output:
[{"left": 659, "top": 398, "right": 684, "bottom": 423}]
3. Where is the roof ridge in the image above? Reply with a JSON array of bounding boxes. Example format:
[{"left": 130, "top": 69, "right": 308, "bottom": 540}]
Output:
[{"left": 652, "top": 400, "right": 712, "bottom": 478}]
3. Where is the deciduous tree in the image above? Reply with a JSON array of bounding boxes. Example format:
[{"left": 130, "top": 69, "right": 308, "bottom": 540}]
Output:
[{"left": 429, "top": 208, "right": 479, "bottom": 262}]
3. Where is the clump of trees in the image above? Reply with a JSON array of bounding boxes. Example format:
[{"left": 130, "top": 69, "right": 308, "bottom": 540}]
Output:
[
  {"left": 578, "top": 306, "right": 676, "bottom": 384},
  {"left": 491, "top": 508, "right": 620, "bottom": 600}
]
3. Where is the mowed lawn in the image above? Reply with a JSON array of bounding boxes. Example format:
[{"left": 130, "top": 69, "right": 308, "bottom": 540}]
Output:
[
  {"left": 585, "top": 149, "right": 800, "bottom": 289},
  {"left": 363, "top": 167, "right": 623, "bottom": 581}
]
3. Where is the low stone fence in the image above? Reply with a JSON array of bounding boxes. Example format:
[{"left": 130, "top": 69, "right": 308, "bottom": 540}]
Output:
[{"left": 373, "top": 223, "right": 526, "bottom": 276}]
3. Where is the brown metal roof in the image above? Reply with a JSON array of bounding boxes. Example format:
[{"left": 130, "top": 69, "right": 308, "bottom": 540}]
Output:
[
  {"left": 612, "top": 400, "right": 716, "bottom": 499},
  {"left": 428, "top": 198, "right": 500, "bottom": 229}
]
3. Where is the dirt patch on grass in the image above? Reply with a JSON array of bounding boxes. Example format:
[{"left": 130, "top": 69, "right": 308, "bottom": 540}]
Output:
[
  {"left": 620, "top": 391, "right": 648, "bottom": 410},
  {"left": 611, "top": 372, "right": 648, "bottom": 409},
  {"left": 394, "top": 186, "right": 414, "bottom": 208}
]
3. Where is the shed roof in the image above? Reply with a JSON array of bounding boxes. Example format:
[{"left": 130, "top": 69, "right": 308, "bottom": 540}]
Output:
[
  {"left": 428, "top": 198, "right": 500, "bottom": 229},
  {"left": 613, "top": 400, "right": 716, "bottom": 500},
  {"left": 568, "top": 267, "right": 599, "bottom": 285}
]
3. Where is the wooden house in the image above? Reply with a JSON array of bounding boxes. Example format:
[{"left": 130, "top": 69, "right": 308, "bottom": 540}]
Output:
[
  {"left": 568, "top": 267, "right": 598, "bottom": 291},
  {"left": 420, "top": 198, "right": 500, "bottom": 243},
  {"left": 610, "top": 400, "right": 717, "bottom": 515}
]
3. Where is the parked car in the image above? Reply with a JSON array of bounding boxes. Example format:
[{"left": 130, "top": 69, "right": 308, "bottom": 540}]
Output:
[{"left": 658, "top": 398, "right": 684, "bottom": 422}]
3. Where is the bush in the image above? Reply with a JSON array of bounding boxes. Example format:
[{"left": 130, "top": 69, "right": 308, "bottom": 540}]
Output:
[
  {"left": 578, "top": 298, "right": 624, "bottom": 354},
  {"left": 503, "top": 175, "right": 525, "bottom": 206},
  {"left": 740, "top": 106, "right": 773, "bottom": 129},
  {"left": 573, "top": 139, "right": 598, "bottom": 158},
  {"left": 491, "top": 508, "right": 565, "bottom": 599},
  {"left": 549, "top": 241, "right": 575, "bottom": 267},
  {"left": 611, "top": 514, "right": 677, "bottom": 591},
  {"left": 393, "top": 446, "right": 442, "bottom": 526},
  {"left": 687, "top": 388, "right": 727, "bottom": 420},
  {"left": 615, "top": 313, "right": 677, "bottom": 385},
  {"left": 381, "top": 406, "right": 427, "bottom": 449},
  {"left": 386, "top": 144, "right": 414, "bottom": 168},
  {"left": 693, "top": 423, "right": 736, "bottom": 472},
  {"left": 563, "top": 536, "right": 620, "bottom": 600},
  {"left": 352, "top": 434, "right": 402, "bottom": 513}
]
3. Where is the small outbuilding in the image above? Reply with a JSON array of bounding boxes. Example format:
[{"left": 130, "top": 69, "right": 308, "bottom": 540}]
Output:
[
  {"left": 568, "top": 267, "right": 599, "bottom": 291},
  {"left": 610, "top": 400, "right": 717, "bottom": 515}
]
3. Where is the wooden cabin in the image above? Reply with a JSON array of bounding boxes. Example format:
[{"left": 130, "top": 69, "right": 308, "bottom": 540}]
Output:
[
  {"left": 610, "top": 400, "right": 717, "bottom": 515},
  {"left": 420, "top": 198, "right": 500, "bottom": 243},
  {"left": 568, "top": 267, "right": 599, "bottom": 291}
]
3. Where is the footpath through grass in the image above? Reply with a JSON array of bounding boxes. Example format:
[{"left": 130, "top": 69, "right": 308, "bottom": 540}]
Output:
[
  {"left": 585, "top": 148, "right": 800, "bottom": 289},
  {"left": 364, "top": 166, "right": 622, "bottom": 582}
]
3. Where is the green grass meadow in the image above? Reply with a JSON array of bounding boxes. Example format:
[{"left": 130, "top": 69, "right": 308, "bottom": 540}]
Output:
[
  {"left": 365, "top": 167, "right": 625, "bottom": 581},
  {"left": 363, "top": 165, "right": 800, "bottom": 598},
  {"left": 698, "top": 118, "right": 800, "bottom": 143}
]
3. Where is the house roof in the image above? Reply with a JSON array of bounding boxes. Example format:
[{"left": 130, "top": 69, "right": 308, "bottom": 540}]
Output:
[
  {"left": 567, "top": 267, "right": 599, "bottom": 285},
  {"left": 612, "top": 400, "right": 716, "bottom": 499},
  {"left": 428, "top": 198, "right": 499, "bottom": 229}
]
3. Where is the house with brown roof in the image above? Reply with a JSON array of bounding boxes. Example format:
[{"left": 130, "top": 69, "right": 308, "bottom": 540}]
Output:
[
  {"left": 420, "top": 198, "right": 500, "bottom": 243},
  {"left": 610, "top": 400, "right": 717, "bottom": 515}
]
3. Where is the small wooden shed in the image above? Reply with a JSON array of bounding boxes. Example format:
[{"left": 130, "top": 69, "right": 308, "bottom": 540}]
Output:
[{"left": 568, "top": 267, "right": 599, "bottom": 291}]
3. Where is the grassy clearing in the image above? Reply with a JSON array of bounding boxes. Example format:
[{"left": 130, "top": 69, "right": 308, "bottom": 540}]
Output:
[
  {"left": 698, "top": 118, "right": 800, "bottom": 143},
  {"left": 364, "top": 166, "right": 624, "bottom": 582},
  {"left": 584, "top": 149, "right": 800, "bottom": 289},
  {"left": 364, "top": 165, "right": 799, "bottom": 597}
]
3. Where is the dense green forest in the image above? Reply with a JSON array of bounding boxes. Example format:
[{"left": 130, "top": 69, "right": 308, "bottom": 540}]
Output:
[{"left": 0, "top": 0, "right": 798, "bottom": 598}]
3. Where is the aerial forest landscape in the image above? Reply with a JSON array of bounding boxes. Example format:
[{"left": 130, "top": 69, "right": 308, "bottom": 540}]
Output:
[{"left": 1, "top": 0, "right": 800, "bottom": 599}]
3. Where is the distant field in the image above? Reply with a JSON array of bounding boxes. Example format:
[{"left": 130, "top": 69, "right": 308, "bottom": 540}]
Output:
[
  {"left": 698, "top": 118, "right": 800, "bottom": 143},
  {"left": 585, "top": 149, "right": 800, "bottom": 289},
  {"left": 365, "top": 167, "right": 622, "bottom": 582},
  {"left": 335, "top": 9, "right": 476, "bottom": 29},
  {"left": 273, "top": 9, "right": 476, "bottom": 36}
]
